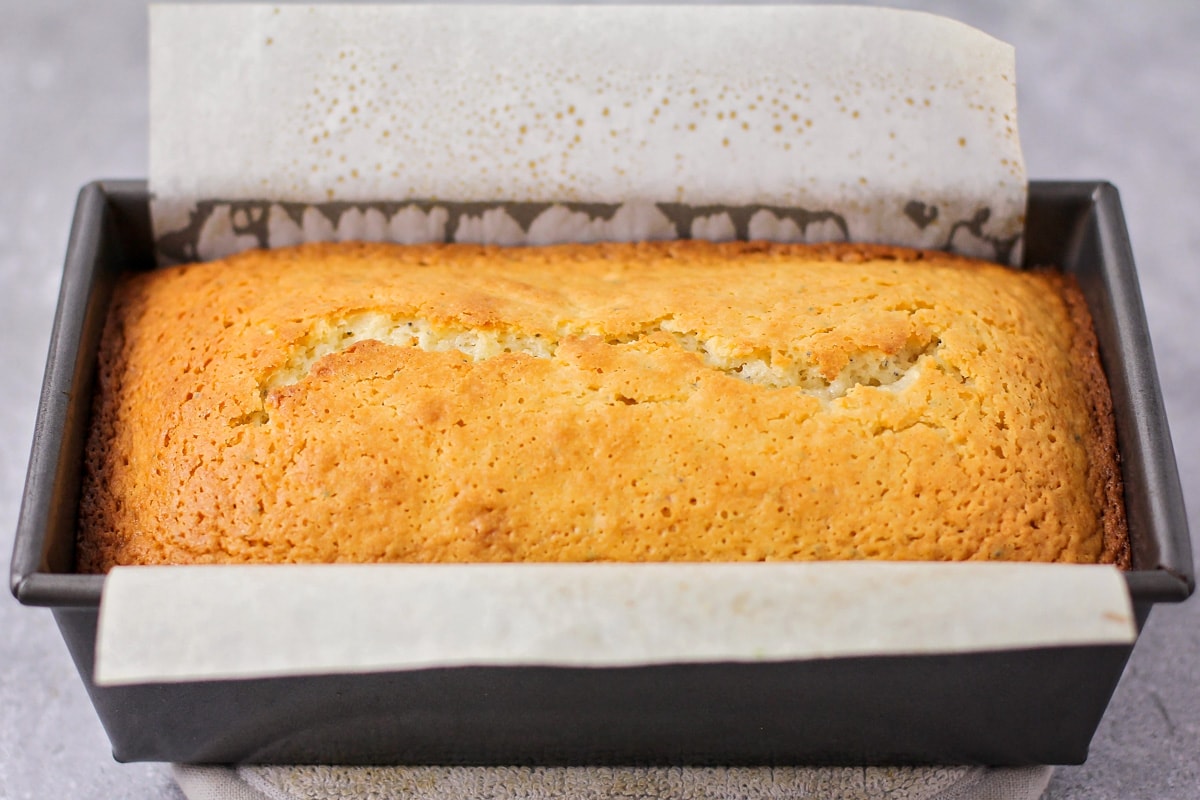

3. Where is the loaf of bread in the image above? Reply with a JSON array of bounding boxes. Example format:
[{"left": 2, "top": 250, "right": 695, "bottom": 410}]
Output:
[{"left": 77, "top": 241, "right": 1127, "bottom": 571}]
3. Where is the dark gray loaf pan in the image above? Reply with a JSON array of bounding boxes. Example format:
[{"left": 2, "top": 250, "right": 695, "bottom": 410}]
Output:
[{"left": 10, "top": 180, "right": 1194, "bottom": 765}]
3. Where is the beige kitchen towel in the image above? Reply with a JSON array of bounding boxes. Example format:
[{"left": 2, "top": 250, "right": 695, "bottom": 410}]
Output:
[{"left": 173, "top": 764, "right": 1053, "bottom": 800}]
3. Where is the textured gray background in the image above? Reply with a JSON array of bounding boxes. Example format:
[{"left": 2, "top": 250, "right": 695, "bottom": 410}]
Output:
[{"left": 2, "top": 2, "right": 1197, "bottom": 799}]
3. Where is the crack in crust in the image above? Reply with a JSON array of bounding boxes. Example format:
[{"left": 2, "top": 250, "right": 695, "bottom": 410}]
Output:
[{"left": 258, "top": 310, "right": 940, "bottom": 403}]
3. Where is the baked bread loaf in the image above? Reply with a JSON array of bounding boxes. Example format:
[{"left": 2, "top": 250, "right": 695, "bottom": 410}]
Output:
[{"left": 77, "top": 241, "right": 1127, "bottom": 571}]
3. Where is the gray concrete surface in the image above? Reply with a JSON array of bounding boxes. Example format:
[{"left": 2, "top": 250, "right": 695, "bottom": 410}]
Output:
[{"left": 2, "top": 2, "right": 1196, "bottom": 798}]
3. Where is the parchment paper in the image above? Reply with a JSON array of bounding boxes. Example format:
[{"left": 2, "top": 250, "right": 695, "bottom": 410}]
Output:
[
  {"left": 149, "top": 4, "right": 1026, "bottom": 264},
  {"left": 92, "top": 5, "right": 1119, "bottom": 687},
  {"left": 96, "top": 563, "right": 1134, "bottom": 686}
]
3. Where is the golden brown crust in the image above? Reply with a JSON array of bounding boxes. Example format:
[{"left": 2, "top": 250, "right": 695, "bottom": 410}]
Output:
[
  {"left": 1043, "top": 270, "right": 1129, "bottom": 568},
  {"left": 77, "top": 240, "right": 1129, "bottom": 571}
]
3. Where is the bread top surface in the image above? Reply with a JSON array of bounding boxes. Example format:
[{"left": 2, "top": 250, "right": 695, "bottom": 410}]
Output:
[{"left": 78, "top": 240, "right": 1126, "bottom": 570}]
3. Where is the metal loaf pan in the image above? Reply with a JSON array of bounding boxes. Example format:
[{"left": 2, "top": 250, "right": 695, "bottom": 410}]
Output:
[{"left": 10, "top": 180, "right": 1194, "bottom": 765}]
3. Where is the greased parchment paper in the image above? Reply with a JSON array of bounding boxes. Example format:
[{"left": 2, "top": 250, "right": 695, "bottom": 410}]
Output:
[
  {"left": 149, "top": 4, "right": 1026, "bottom": 265},
  {"left": 96, "top": 5, "right": 1125, "bottom": 687}
]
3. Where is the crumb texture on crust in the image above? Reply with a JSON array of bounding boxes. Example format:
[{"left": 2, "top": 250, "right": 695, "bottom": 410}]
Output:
[{"left": 77, "top": 241, "right": 1126, "bottom": 570}]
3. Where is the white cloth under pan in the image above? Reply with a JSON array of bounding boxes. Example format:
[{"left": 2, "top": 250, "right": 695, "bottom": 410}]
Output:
[{"left": 173, "top": 763, "right": 1053, "bottom": 800}]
